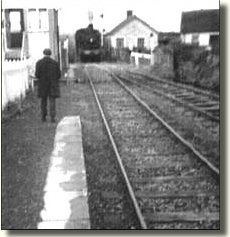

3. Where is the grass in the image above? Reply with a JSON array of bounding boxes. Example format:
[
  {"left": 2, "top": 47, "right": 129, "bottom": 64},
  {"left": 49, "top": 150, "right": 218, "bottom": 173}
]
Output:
[
  {"left": 2, "top": 69, "right": 134, "bottom": 229},
  {"left": 2, "top": 91, "right": 56, "bottom": 229}
]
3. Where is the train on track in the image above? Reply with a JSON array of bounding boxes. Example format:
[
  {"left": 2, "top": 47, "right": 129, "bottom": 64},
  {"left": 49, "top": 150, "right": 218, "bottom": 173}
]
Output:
[{"left": 75, "top": 24, "right": 101, "bottom": 62}]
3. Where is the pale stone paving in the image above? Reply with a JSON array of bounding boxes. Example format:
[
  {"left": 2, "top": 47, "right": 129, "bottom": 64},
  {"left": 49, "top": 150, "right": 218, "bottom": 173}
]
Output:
[{"left": 37, "top": 116, "right": 90, "bottom": 229}]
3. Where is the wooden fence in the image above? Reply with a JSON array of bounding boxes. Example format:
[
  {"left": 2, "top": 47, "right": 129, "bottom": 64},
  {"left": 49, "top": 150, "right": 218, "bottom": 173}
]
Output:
[{"left": 2, "top": 58, "right": 30, "bottom": 110}]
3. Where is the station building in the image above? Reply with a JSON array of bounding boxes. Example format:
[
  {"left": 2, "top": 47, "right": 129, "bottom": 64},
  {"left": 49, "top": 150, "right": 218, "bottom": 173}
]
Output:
[
  {"left": 2, "top": 8, "right": 59, "bottom": 62},
  {"left": 1, "top": 7, "right": 64, "bottom": 110},
  {"left": 104, "top": 10, "right": 158, "bottom": 61}
]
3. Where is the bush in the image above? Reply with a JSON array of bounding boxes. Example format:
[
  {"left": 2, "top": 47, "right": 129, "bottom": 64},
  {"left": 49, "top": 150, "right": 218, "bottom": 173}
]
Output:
[
  {"left": 172, "top": 42, "right": 219, "bottom": 91},
  {"left": 173, "top": 43, "right": 202, "bottom": 62}
]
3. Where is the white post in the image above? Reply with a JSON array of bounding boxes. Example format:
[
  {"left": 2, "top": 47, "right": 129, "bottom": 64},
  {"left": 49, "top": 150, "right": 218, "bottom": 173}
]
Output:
[
  {"left": 20, "top": 32, "right": 25, "bottom": 60},
  {"left": 64, "top": 38, "right": 69, "bottom": 68},
  {"left": 150, "top": 53, "right": 154, "bottom": 65},
  {"left": 135, "top": 53, "right": 139, "bottom": 66},
  {"left": 150, "top": 33, "right": 156, "bottom": 66},
  {"left": 100, "top": 13, "right": 104, "bottom": 47},
  {"left": 59, "top": 41, "right": 63, "bottom": 72},
  {"left": 101, "top": 32, "right": 103, "bottom": 47},
  {"left": 128, "top": 41, "right": 133, "bottom": 64}
]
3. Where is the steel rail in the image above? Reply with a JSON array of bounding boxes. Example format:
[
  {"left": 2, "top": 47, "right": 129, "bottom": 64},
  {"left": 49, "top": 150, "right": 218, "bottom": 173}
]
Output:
[
  {"left": 84, "top": 67, "right": 148, "bottom": 229},
  {"left": 104, "top": 70, "right": 219, "bottom": 176},
  {"left": 116, "top": 75, "right": 219, "bottom": 122},
  {"left": 128, "top": 70, "right": 220, "bottom": 100}
]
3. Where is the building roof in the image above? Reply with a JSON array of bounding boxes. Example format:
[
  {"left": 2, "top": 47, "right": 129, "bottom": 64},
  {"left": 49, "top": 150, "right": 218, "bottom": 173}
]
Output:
[
  {"left": 106, "top": 15, "right": 158, "bottom": 36},
  {"left": 180, "top": 9, "right": 219, "bottom": 34}
]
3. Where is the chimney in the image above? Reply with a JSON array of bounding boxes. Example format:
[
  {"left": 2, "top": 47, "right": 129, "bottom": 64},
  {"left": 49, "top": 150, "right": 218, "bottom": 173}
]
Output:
[{"left": 127, "top": 10, "right": 133, "bottom": 18}]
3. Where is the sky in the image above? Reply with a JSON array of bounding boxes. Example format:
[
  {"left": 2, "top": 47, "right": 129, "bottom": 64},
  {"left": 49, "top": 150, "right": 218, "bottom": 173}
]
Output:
[
  {"left": 58, "top": 0, "right": 219, "bottom": 34},
  {"left": 3, "top": 0, "right": 220, "bottom": 34}
]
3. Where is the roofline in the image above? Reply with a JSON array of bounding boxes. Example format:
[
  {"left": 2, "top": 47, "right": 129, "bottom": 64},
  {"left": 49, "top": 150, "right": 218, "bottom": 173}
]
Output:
[
  {"left": 105, "top": 15, "right": 158, "bottom": 36},
  {"left": 181, "top": 31, "right": 219, "bottom": 34},
  {"left": 181, "top": 9, "right": 219, "bottom": 14},
  {"left": 2, "top": 7, "right": 60, "bottom": 10}
]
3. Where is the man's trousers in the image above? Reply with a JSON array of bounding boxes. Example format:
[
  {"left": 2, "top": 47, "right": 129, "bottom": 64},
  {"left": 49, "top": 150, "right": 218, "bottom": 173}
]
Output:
[{"left": 41, "top": 96, "right": 56, "bottom": 119}]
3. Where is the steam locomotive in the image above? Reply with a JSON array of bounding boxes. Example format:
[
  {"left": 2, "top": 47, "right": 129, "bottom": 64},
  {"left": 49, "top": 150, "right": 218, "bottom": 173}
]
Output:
[{"left": 75, "top": 24, "right": 101, "bottom": 62}]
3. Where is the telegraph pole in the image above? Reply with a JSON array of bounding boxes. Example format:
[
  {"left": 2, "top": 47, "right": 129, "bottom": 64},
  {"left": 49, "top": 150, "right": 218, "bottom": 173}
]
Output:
[{"left": 100, "top": 13, "right": 104, "bottom": 47}]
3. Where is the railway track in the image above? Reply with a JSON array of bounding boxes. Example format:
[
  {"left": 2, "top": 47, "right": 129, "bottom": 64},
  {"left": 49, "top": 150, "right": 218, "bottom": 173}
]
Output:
[
  {"left": 116, "top": 70, "right": 220, "bottom": 121},
  {"left": 84, "top": 65, "right": 220, "bottom": 229},
  {"left": 69, "top": 80, "right": 142, "bottom": 229},
  {"left": 104, "top": 67, "right": 219, "bottom": 170},
  {"left": 98, "top": 64, "right": 219, "bottom": 170}
]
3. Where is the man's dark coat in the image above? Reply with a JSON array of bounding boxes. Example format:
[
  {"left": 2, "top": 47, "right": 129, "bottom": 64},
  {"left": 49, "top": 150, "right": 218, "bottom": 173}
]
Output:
[{"left": 35, "top": 56, "right": 61, "bottom": 98}]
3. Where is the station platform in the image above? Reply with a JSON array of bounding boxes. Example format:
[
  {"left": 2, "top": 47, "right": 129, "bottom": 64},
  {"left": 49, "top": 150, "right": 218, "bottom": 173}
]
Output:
[{"left": 37, "top": 116, "right": 90, "bottom": 229}]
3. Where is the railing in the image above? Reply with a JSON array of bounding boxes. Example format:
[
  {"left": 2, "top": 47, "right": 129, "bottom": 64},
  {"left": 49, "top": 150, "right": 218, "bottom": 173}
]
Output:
[{"left": 2, "top": 58, "right": 31, "bottom": 110}]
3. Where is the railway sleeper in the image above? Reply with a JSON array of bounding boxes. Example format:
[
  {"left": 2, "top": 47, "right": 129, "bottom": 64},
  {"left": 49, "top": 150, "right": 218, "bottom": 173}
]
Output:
[
  {"left": 144, "top": 211, "right": 219, "bottom": 223},
  {"left": 200, "top": 106, "right": 219, "bottom": 111},
  {"left": 192, "top": 101, "right": 219, "bottom": 106},
  {"left": 135, "top": 190, "right": 219, "bottom": 199},
  {"left": 86, "top": 66, "right": 219, "bottom": 229}
]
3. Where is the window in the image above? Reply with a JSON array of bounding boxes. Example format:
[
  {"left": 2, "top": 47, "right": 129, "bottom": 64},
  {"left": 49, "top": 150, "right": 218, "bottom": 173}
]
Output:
[
  {"left": 209, "top": 35, "right": 219, "bottom": 53},
  {"left": 191, "top": 34, "right": 199, "bottom": 45},
  {"left": 39, "top": 9, "right": 48, "bottom": 30},
  {"left": 28, "top": 9, "right": 38, "bottom": 30},
  {"left": 28, "top": 9, "right": 48, "bottom": 31},
  {"left": 116, "top": 38, "right": 124, "bottom": 48},
  {"left": 209, "top": 35, "right": 219, "bottom": 47},
  {"left": 137, "top": 38, "right": 144, "bottom": 49},
  {"left": 9, "top": 11, "right": 21, "bottom": 32}
]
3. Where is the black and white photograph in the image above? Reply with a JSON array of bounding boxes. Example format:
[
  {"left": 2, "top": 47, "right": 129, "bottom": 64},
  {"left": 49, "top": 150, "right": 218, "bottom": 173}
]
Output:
[{"left": 1, "top": 0, "right": 222, "bottom": 231}]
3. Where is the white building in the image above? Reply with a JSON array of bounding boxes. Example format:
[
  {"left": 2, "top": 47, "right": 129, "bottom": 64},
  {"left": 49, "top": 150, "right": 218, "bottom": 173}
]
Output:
[
  {"left": 105, "top": 11, "right": 158, "bottom": 51},
  {"left": 2, "top": 8, "right": 59, "bottom": 62},
  {"left": 1, "top": 7, "right": 60, "bottom": 109},
  {"left": 180, "top": 9, "right": 219, "bottom": 48}
]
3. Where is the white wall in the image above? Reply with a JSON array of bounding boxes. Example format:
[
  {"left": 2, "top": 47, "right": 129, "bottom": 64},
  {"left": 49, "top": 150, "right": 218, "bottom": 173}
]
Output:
[
  {"left": 110, "top": 18, "right": 158, "bottom": 49},
  {"left": 2, "top": 59, "right": 30, "bottom": 109},
  {"left": 28, "top": 32, "right": 50, "bottom": 60},
  {"left": 199, "top": 33, "right": 210, "bottom": 46},
  {"left": 26, "top": 9, "right": 58, "bottom": 62},
  {"left": 181, "top": 32, "right": 219, "bottom": 46}
]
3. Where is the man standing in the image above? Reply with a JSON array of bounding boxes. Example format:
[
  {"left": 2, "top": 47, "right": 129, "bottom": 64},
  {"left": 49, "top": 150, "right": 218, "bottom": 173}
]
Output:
[{"left": 35, "top": 48, "right": 61, "bottom": 122}]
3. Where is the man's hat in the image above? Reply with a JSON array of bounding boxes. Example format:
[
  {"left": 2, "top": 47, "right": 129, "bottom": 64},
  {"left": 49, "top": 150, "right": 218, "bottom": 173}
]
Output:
[{"left": 43, "top": 48, "right": 52, "bottom": 56}]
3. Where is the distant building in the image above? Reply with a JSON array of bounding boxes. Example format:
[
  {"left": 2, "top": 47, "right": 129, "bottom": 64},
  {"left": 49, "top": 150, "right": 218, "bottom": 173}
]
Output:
[
  {"left": 180, "top": 9, "right": 219, "bottom": 48},
  {"left": 105, "top": 11, "right": 158, "bottom": 52}
]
